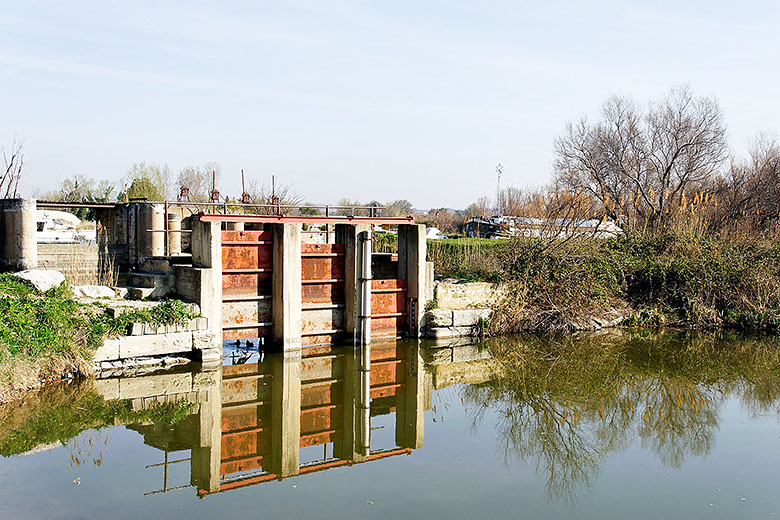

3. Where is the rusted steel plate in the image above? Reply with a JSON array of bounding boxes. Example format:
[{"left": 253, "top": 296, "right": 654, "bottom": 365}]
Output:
[
  {"left": 301, "top": 356, "right": 344, "bottom": 381},
  {"left": 222, "top": 273, "right": 272, "bottom": 298},
  {"left": 222, "top": 300, "right": 272, "bottom": 327},
  {"left": 370, "top": 384, "right": 402, "bottom": 399},
  {"left": 222, "top": 230, "right": 272, "bottom": 243},
  {"left": 371, "top": 291, "right": 406, "bottom": 315},
  {"left": 301, "top": 243, "right": 345, "bottom": 255},
  {"left": 371, "top": 342, "right": 402, "bottom": 361},
  {"left": 369, "top": 279, "right": 407, "bottom": 337},
  {"left": 223, "top": 325, "right": 272, "bottom": 341},
  {"left": 221, "top": 456, "right": 265, "bottom": 476},
  {"left": 222, "top": 404, "right": 269, "bottom": 433},
  {"left": 301, "top": 381, "right": 342, "bottom": 408},
  {"left": 299, "top": 430, "right": 340, "bottom": 448},
  {"left": 301, "top": 244, "right": 345, "bottom": 281},
  {"left": 371, "top": 359, "right": 405, "bottom": 385},
  {"left": 302, "top": 257, "right": 345, "bottom": 281},
  {"left": 301, "top": 307, "right": 344, "bottom": 333},
  {"left": 301, "top": 283, "right": 344, "bottom": 305},
  {"left": 301, "top": 405, "right": 343, "bottom": 434},
  {"left": 372, "top": 317, "right": 405, "bottom": 336},
  {"left": 222, "top": 245, "right": 272, "bottom": 270},
  {"left": 221, "top": 430, "right": 270, "bottom": 460},
  {"left": 221, "top": 230, "right": 273, "bottom": 341},
  {"left": 223, "top": 362, "right": 272, "bottom": 378},
  {"left": 372, "top": 279, "right": 407, "bottom": 290},
  {"left": 302, "top": 345, "right": 338, "bottom": 357},
  {"left": 222, "top": 376, "right": 271, "bottom": 404}
]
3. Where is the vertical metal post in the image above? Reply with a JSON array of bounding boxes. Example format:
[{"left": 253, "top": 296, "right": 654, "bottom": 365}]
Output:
[
  {"left": 361, "top": 229, "right": 372, "bottom": 346},
  {"left": 325, "top": 205, "right": 330, "bottom": 244},
  {"left": 360, "top": 344, "right": 371, "bottom": 457},
  {"left": 164, "top": 200, "right": 169, "bottom": 257}
]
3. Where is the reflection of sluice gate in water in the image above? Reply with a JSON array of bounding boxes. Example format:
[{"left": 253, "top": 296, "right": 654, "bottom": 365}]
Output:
[
  {"left": 89, "top": 340, "right": 496, "bottom": 498},
  {"left": 206, "top": 341, "right": 428, "bottom": 496}
]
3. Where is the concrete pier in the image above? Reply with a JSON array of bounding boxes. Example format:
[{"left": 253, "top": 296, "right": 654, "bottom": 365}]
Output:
[
  {"left": 398, "top": 223, "right": 428, "bottom": 337},
  {"left": 0, "top": 198, "right": 37, "bottom": 270},
  {"left": 186, "top": 220, "right": 222, "bottom": 348},
  {"left": 272, "top": 223, "right": 302, "bottom": 351},
  {"left": 335, "top": 223, "right": 370, "bottom": 340}
]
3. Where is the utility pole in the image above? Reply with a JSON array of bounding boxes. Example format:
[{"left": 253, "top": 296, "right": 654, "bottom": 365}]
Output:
[{"left": 495, "top": 163, "right": 503, "bottom": 214}]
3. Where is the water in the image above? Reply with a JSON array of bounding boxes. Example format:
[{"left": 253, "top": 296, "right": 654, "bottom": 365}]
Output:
[{"left": 1, "top": 332, "right": 780, "bottom": 519}]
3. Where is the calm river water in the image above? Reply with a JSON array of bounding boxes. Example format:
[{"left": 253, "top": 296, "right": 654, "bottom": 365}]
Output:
[{"left": 1, "top": 332, "right": 780, "bottom": 519}]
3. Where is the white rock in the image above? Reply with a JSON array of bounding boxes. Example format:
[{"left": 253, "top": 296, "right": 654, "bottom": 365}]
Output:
[
  {"left": 74, "top": 285, "right": 116, "bottom": 299},
  {"left": 13, "top": 269, "right": 66, "bottom": 292}
]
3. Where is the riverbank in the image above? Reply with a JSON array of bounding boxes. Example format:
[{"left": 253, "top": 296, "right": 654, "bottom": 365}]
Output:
[
  {"left": 0, "top": 274, "right": 197, "bottom": 403},
  {"left": 415, "top": 231, "right": 780, "bottom": 335}
]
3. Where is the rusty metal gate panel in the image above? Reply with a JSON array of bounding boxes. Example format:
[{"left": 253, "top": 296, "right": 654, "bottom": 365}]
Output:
[
  {"left": 301, "top": 244, "right": 346, "bottom": 346},
  {"left": 371, "top": 279, "right": 407, "bottom": 339},
  {"left": 221, "top": 230, "right": 273, "bottom": 341},
  {"left": 220, "top": 362, "right": 273, "bottom": 477},
  {"left": 370, "top": 342, "right": 406, "bottom": 399}
]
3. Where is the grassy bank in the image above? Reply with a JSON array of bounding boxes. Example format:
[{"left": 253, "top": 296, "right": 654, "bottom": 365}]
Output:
[
  {"left": 0, "top": 274, "right": 196, "bottom": 402},
  {"left": 424, "top": 231, "right": 780, "bottom": 334}
]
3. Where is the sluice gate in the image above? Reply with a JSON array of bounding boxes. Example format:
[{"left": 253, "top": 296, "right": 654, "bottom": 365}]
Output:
[{"left": 198, "top": 214, "right": 428, "bottom": 349}]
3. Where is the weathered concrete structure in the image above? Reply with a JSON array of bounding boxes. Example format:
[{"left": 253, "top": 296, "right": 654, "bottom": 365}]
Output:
[
  {"left": 1, "top": 200, "right": 433, "bottom": 364},
  {"left": 0, "top": 198, "right": 37, "bottom": 270}
]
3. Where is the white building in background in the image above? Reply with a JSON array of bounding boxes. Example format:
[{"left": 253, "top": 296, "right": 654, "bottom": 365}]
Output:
[
  {"left": 36, "top": 210, "right": 96, "bottom": 244},
  {"left": 464, "top": 215, "right": 623, "bottom": 240}
]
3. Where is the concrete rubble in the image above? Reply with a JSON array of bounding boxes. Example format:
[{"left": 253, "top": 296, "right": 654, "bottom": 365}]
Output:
[{"left": 13, "top": 269, "right": 66, "bottom": 292}]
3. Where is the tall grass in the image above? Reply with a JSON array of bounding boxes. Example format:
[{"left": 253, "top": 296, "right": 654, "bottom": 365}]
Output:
[{"left": 0, "top": 275, "right": 197, "bottom": 401}]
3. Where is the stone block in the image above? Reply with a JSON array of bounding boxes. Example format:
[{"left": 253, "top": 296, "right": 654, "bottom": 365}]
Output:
[
  {"left": 427, "top": 326, "right": 475, "bottom": 339},
  {"left": 192, "top": 330, "right": 217, "bottom": 351},
  {"left": 118, "top": 331, "right": 193, "bottom": 359},
  {"left": 129, "top": 322, "right": 144, "bottom": 336},
  {"left": 451, "top": 344, "right": 492, "bottom": 363},
  {"left": 118, "top": 371, "right": 193, "bottom": 400},
  {"left": 93, "top": 338, "right": 120, "bottom": 362},
  {"left": 434, "top": 281, "right": 505, "bottom": 310},
  {"left": 92, "top": 378, "right": 120, "bottom": 401},
  {"left": 424, "top": 309, "right": 453, "bottom": 328},
  {"left": 421, "top": 347, "right": 453, "bottom": 365},
  {"left": 432, "top": 359, "right": 497, "bottom": 389},
  {"left": 452, "top": 308, "right": 492, "bottom": 327},
  {"left": 73, "top": 285, "right": 116, "bottom": 299},
  {"left": 192, "top": 369, "right": 219, "bottom": 390},
  {"left": 198, "top": 348, "right": 222, "bottom": 363}
]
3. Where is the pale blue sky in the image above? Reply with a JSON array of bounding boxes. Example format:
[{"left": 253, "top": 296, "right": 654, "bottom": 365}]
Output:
[{"left": 1, "top": 1, "right": 779, "bottom": 208}]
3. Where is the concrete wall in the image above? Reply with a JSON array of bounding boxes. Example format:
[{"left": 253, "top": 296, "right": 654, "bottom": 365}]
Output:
[{"left": 37, "top": 243, "right": 101, "bottom": 284}]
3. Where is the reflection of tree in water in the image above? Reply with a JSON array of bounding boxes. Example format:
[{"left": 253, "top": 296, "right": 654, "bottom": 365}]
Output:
[{"left": 461, "top": 331, "right": 780, "bottom": 502}]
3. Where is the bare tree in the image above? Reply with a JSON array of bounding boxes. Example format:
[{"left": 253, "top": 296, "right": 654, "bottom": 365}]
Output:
[
  {"left": 710, "top": 135, "right": 780, "bottom": 232},
  {"left": 176, "top": 162, "right": 221, "bottom": 202},
  {"left": 1, "top": 138, "right": 24, "bottom": 198},
  {"left": 245, "top": 178, "right": 304, "bottom": 214},
  {"left": 464, "top": 196, "right": 492, "bottom": 218},
  {"left": 554, "top": 86, "right": 728, "bottom": 228}
]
